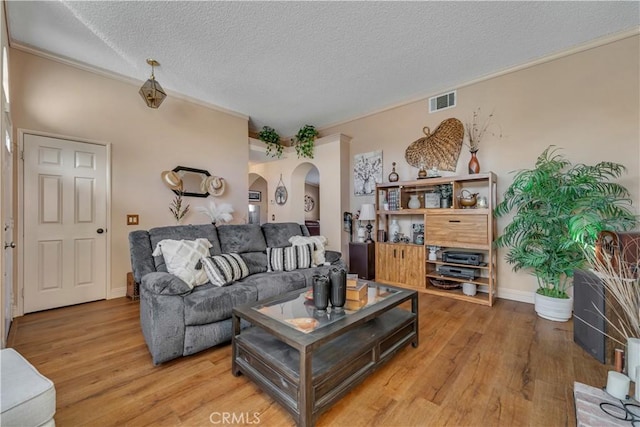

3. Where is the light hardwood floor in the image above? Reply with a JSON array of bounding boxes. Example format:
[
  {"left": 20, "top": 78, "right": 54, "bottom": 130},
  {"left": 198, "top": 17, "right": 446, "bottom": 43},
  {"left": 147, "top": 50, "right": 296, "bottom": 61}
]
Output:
[{"left": 8, "top": 294, "right": 609, "bottom": 426}]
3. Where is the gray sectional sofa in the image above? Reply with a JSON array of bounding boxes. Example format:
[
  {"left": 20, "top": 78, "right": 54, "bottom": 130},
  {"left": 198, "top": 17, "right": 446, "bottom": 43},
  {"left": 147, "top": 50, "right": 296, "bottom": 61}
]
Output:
[{"left": 129, "top": 222, "right": 343, "bottom": 365}]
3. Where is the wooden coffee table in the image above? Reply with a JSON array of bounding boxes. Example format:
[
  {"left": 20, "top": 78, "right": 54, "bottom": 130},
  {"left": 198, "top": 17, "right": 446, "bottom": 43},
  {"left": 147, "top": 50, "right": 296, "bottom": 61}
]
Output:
[{"left": 232, "top": 281, "right": 418, "bottom": 426}]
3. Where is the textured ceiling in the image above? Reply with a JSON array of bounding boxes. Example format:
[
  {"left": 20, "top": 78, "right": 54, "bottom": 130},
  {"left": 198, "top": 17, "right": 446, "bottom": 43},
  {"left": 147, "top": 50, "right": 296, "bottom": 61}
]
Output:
[{"left": 6, "top": 1, "right": 639, "bottom": 136}]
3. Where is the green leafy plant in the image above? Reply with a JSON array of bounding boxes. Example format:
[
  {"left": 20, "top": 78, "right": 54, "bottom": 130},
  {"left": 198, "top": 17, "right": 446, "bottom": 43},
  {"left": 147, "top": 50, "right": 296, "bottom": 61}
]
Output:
[
  {"left": 494, "top": 146, "right": 637, "bottom": 299},
  {"left": 293, "top": 124, "right": 319, "bottom": 159},
  {"left": 258, "top": 126, "right": 283, "bottom": 158}
]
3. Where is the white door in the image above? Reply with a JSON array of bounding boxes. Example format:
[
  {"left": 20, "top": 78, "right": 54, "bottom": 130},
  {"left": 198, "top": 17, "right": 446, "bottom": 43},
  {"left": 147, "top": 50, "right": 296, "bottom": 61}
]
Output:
[
  {"left": 3, "top": 123, "right": 13, "bottom": 342},
  {"left": 23, "top": 134, "right": 107, "bottom": 313}
]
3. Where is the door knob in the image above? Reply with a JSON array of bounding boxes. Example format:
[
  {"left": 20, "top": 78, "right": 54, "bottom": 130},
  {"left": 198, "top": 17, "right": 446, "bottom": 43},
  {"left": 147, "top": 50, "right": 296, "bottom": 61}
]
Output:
[
  {"left": 4, "top": 242, "right": 15, "bottom": 249},
  {"left": 97, "top": 228, "right": 104, "bottom": 234}
]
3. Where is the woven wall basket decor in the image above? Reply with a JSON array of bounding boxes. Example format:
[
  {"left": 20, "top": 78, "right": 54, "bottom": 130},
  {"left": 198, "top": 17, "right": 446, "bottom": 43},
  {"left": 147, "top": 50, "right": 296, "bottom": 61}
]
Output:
[{"left": 405, "top": 118, "right": 464, "bottom": 172}]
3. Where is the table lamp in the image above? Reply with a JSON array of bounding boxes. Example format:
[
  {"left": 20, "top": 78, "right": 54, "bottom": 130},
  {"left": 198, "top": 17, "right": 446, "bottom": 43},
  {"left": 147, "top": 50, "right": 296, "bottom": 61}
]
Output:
[{"left": 359, "top": 204, "right": 376, "bottom": 243}]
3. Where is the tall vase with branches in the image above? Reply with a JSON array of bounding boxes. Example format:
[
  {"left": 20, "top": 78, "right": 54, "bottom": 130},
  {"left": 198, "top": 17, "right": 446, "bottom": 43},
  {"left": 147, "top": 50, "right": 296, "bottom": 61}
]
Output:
[
  {"left": 464, "top": 108, "right": 500, "bottom": 174},
  {"left": 169, "top": 185, "right": 190, "bottom": 224}
]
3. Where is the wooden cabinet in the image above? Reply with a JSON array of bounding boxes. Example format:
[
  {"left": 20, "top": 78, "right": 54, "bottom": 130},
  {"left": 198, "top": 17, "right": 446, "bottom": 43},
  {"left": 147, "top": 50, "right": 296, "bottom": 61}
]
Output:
[
  {"left": 375, "top": 243, "right": 424, "bottom": 289},
  {"left": 374, "top": 173, "right": 498, "bottom": 306}
]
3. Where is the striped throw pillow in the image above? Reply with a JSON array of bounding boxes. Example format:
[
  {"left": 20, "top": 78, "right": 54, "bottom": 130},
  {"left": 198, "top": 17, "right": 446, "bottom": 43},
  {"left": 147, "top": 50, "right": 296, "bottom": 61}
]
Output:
[
  {"left": 267, "top": 244, "right": 314, "bottom": 272},
  {"left": 201, "top": 253, "right": 250, "bottom": 287}
]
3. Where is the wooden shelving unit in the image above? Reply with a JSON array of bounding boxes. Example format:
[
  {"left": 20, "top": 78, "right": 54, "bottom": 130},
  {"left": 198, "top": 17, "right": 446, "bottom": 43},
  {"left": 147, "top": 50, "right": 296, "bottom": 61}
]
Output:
[{"left": 374, "top": 172, "right": 498, "bottom": 306}]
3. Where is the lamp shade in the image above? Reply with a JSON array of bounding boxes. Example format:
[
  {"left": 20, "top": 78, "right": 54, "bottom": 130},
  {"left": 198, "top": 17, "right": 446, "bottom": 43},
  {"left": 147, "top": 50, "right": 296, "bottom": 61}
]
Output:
[{"left": 359, "top": 204, "right": 376, "bottom": 221}]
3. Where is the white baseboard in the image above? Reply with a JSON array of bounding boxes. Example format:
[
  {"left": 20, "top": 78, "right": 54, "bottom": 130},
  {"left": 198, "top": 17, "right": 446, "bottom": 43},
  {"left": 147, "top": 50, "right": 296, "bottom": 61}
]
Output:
[
  {"left": 109, "top": 286, "right": 127, "bottom": 299},
  {"left": 497, "top": 288, "right": 534, "bottom": 304}
]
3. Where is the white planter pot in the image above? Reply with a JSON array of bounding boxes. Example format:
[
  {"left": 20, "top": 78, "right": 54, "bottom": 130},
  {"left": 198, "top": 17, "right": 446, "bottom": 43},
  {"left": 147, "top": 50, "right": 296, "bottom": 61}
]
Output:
[{"left": 534, "top": 293, "right": 573, "bottom": 322}]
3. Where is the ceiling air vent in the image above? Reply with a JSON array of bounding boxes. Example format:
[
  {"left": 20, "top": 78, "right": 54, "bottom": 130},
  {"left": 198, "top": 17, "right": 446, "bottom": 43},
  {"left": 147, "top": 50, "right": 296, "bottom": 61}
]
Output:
[{"left": 429, "top": 90, "right": 456, "bottom": 113}]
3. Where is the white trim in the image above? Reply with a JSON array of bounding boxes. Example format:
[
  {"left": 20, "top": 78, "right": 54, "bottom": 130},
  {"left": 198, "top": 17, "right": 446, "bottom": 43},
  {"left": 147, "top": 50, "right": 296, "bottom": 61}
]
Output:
[
  {"left": 10, "top": 43, "right": 250, "bottom": 122},
  {"left": 16, "top": 128, "right": 112, "bottom": 316},
  {"left": 323, "top": 28, "right": 640, "bottom": 132}
]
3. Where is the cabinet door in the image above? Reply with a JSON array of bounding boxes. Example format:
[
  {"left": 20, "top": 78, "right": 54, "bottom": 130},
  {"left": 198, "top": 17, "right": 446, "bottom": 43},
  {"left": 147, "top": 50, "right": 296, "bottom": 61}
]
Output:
[
  {"left": 400, "top": 245, "right": 425, "bottom": 289},
  {"left": 426, "top": 213, "right": 489, "bottom": 248},
  {"left": 375, "top": 243, "right": 390, "bottom": 283}
]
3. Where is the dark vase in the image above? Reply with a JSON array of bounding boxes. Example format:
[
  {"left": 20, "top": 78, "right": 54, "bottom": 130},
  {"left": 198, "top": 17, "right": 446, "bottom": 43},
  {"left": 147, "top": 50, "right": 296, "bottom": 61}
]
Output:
[
  {"left": 312, "top": 274, "right": 330, "bottom": 312},
  {"left": 468, "top": 151, "right": 480, "bottom": 174},
  {"left": 329, "top": 267, "right": 347, "bottom": 309}
]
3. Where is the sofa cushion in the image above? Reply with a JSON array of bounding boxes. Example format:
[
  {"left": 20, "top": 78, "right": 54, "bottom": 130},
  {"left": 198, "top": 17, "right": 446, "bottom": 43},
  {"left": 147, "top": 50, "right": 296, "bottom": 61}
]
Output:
[
  {"left": 239, "top": 252, "right": 268, "bottom": 275},
  {"left": 267, "top": 245, "right": 314, "bottom": 272},
  {"left": 152, "top": 238, "right": 211, "bottom": 288},
  {"left": 149, "top": 224, "right": 222, "bottom": 272},
  {"left": 201, "top": 254, "right": 250, "bottom": 287},
  {"left": 183, "top": 283, "right": 258, "bottom": 326},
  {"left": 289, "top": 235, "right": 329, "bottom": 265},
  {"left": 217, "top": 224, "right": 267, "bottom": 253},
  {"left": 262, "top": 222, "right": 307, "bottom": 248},
  {"left": 239, "top": 270, "right": 308, "bottom": 300}
]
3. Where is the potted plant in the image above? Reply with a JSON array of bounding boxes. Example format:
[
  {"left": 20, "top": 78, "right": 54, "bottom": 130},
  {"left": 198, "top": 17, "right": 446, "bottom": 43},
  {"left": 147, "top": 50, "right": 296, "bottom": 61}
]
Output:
[
  {"left": 437, "top": 184, "right": 453, "bottom": 208},
  {"left": 293, "top": 125, "right": 319, "bottom": 159},
  {"left": 494, "top": 146, "right": 637, "bottom": 322},
  {"left": 258, "top": 126, "right": 283, "bottom": 158}
]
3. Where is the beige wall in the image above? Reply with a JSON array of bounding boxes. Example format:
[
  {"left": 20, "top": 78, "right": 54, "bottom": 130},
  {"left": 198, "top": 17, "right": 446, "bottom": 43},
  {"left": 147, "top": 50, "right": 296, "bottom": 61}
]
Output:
[
  {"left": 323, "top": 35, "right": 640, "bottom": 302},
  {"left": 10, "top": 49, "right": 249, "bottom": 302}
]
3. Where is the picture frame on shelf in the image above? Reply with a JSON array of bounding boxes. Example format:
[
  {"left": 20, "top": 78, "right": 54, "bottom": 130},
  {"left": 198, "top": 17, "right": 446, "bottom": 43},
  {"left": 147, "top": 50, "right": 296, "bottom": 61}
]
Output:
[{"left": 248, "top": 190, "right": 261, "bottom": 202}]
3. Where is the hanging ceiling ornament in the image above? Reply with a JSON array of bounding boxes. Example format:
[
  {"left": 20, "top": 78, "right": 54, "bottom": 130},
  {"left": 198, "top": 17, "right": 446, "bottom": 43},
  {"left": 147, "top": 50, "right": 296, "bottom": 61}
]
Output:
[
  {"left": 404, "top": 118, "right": 464, "bottom": 172},
  {"left": 139, "top": 58, "right": 167, "bottom": 108}
]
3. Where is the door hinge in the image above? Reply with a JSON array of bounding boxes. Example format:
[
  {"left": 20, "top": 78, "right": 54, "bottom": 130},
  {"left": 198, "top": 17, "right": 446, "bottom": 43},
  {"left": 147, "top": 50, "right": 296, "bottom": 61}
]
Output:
[{"left": 20, "top": 150, "right": 24, "bottom": 160}]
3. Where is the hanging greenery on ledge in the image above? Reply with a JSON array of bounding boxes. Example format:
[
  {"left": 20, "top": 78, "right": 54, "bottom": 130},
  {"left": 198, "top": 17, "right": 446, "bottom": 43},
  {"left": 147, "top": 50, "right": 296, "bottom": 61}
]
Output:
[
  {"left": 258, "top": 126, "right": 283, "bottom": 158},
  {"left": 293, "top": 124, "right": 319, "bottom": 159}
]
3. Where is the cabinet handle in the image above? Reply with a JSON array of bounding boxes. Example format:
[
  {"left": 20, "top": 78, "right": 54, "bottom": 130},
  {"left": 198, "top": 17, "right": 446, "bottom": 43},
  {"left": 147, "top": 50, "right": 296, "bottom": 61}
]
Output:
[
  {"left": 401, "top": 250, "right": 405, "bottom": 259},
  {"left": 393, "top": 249, "right": 397, "bottom": 258},
  {"left": 448, "top": 220, "right": 461, "bottom": 223}
]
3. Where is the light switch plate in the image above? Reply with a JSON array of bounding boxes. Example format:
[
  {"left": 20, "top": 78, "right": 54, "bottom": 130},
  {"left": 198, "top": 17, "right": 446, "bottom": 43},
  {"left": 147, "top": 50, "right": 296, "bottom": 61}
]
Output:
[{"left": 127, "top": 214, "right": 139, "bottom": 225}]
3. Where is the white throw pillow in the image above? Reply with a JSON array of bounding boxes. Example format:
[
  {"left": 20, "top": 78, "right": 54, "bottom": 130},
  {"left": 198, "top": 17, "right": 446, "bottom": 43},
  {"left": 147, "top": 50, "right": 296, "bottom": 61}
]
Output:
[
  {"left": 267, "top": 244, "right": 315, "bottom": 272},
  {"left": 152, "top": 238, "right": 212, "bottom": 288},
  {"left": 289, "top": 235, "right": 328, "bottom": 265}
]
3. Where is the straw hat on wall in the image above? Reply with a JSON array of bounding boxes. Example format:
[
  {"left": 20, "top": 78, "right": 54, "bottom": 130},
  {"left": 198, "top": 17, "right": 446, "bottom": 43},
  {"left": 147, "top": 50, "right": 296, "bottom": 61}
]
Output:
[
  {"left": 200, "top": 176, "right": 226, "bottom": 197},
  {"left": 161, "top": 170, "right": 182, "bottom": 190}
]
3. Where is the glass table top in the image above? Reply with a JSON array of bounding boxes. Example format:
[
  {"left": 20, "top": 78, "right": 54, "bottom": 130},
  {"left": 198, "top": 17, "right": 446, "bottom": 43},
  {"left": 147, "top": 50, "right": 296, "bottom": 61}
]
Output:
[{"left": 252, "top": 281, "right": 401, "bottom": 334}]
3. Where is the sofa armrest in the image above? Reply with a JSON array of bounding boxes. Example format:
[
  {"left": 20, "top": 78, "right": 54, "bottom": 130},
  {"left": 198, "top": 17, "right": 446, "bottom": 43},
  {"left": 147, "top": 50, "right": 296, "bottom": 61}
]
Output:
[
  {"left": 325, "top": 250, "right": 342, "bottom": 264},
  {"left": 141, "top": 272, "right": 192, "bottom": 296}
]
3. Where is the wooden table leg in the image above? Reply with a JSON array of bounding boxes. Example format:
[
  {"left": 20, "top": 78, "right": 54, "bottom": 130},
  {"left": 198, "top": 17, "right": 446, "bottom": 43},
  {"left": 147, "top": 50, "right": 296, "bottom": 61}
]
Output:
[
  {"left": 231, "top": 313, "right": 241, "bottom": 376},
  {"left": 299, "top": 348, "right": 314, "bottom": 426},
  {"left": 412, "top": 293, "right": 419, "bottom": 348}
]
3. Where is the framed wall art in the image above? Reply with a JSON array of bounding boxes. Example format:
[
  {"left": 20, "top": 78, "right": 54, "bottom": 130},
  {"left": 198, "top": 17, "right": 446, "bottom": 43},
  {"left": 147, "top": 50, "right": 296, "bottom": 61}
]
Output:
[
  {"left": 354, "top": 150, "right": 382, "bottom": 196},
  {"left": 248, "top": 190, "right": 261, "bottom": 202}
]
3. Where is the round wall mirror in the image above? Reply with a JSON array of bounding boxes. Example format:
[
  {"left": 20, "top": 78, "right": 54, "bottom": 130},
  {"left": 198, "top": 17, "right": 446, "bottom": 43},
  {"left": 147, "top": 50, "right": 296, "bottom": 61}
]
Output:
[{"left": 275, "top": 185, "right": 288, "bottom": 205}]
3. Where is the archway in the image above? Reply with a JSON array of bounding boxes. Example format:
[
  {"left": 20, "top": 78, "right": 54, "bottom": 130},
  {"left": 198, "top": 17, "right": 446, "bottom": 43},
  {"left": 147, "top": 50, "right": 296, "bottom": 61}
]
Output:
[
  {"left": 291, "top": 162, "right": 320, "bottom": 233},
  {"left": 248, "top": 172, "right": 268, "bottom": 224}
]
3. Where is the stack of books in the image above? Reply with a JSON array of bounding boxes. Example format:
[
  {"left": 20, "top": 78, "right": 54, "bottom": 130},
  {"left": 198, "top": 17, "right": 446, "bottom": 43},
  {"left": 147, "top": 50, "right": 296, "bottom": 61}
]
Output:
[
  {"left": 345, "top": 274, "right": 368, "bottom": 310},
  {"left": 387, "top": 188, "right": 400, "bottom": 210}
]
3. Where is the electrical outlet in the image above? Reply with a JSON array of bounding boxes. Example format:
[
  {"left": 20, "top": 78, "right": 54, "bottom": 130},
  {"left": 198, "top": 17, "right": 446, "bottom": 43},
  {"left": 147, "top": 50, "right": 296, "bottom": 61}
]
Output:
[{"left": 127, "top": 214, "right": 139, "bottom": 225}]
